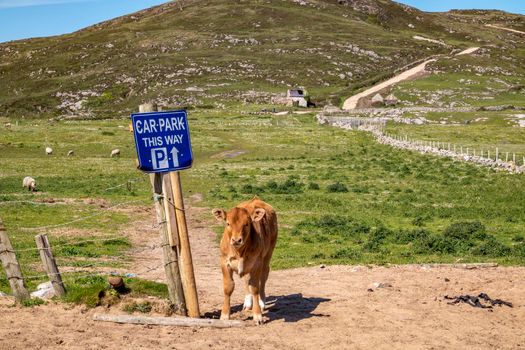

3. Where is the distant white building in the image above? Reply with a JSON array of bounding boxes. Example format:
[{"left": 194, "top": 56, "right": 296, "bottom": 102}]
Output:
[
  {"left": 286, "top": 88, "right": 308, "bottom": 107},
  {"left": 271, "top": 87, "right": 311, "bottom": 107}
]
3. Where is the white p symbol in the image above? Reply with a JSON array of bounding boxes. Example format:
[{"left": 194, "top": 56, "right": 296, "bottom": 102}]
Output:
[{"left": 151, "top": 147, "right": 169, "bottom": 170}]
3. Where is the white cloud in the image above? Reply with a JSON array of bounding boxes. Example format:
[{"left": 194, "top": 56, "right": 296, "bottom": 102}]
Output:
[{"left": 0, "top": 0, "right": 99, "bottom": 8}]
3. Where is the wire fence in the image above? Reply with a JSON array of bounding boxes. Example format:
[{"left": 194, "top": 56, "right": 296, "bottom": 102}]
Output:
[
  {"left": 0, "top": 176, "right": 169, "bottom": 292},
  {"left": 321, "top": 115, "right": 525, "bottom": 173}
]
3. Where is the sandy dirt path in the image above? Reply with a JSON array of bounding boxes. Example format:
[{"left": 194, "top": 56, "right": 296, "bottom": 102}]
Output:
[
  {"left": 1, "top": 201, "right": 524, "bottom": 350},
  {"left": 341, "top": 47, "right": 479, "bottom": 111},
  {"left": 485, "top": 24, "right": 525, "bottom": 35}
]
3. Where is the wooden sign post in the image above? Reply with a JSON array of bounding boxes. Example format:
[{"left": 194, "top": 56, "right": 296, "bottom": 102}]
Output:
[
  {"left": 137, "top": 103, "right": 199, "bottom": 318},
  {"left": 150, "top": 172, "right": 187, "bottom": 315},
  {"left": 170, "top": 171, "right": 200, "bottom": 318}
]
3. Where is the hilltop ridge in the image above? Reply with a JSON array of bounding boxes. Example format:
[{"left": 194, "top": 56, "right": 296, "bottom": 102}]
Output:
[{"left": 0, "top": 0, "right": 524, "bottom": 119}]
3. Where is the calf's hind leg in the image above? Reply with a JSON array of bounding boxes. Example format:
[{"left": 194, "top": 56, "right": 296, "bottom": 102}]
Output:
[
  {"left": 220, "top": 264, "right": 234, "bottom": 320},
  {"left": 259, "top": 263, "right": 270, "bottom": 310},
  {"left": 249, "top": 273, "right": 264, "bottom": 325}
]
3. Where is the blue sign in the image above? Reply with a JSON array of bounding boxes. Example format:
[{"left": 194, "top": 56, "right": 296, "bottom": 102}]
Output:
[{"left": 131, "top": 110, "right": 193, "bottom": 173}]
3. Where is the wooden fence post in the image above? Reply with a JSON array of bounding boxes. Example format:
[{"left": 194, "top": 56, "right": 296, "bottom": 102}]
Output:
[
  {"left": 0, "top": 218, "right": 30, "bottom": 302},
  {"left": 170, "top": 171, "right": 200, "bottom": 318},
  {"left": 35, "top": 234, "right": 66, "bottom": 297}
]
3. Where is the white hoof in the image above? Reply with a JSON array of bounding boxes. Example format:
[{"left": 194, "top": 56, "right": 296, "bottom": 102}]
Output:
[
  {"left": 259, "top": 298, "right": 265, "bottom": 311},
  {"left": 243, "top": 295, "right": 252, "bottom": 310},
  {"left": 253, "top": 313, "right": 264, "bottom": 325}
]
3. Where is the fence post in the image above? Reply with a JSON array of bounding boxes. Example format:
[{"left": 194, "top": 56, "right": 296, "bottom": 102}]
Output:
[
  {"left": 496, "top": 148, "right": 499, "bottom": 161},
  {"left": 0, "top": 218, "right": 30, "bottom": 302},
  {"left": 506, "top": 152, "right": 509, "bottom": 162},
  {"left": 35, "top": 234, "right": 66, "bottom": 297}
]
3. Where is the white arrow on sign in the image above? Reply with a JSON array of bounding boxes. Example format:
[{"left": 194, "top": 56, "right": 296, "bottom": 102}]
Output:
[{"left": 170, "top": 146, "right": 180, "bottom": 168}]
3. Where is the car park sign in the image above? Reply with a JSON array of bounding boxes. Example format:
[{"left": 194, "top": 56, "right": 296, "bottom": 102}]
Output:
[{"left": 131, "top": 110, "right": 193, "bottom": 173}]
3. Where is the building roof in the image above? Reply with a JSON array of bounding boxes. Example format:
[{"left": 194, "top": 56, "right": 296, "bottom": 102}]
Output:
[{"left": 288, "top": 89, "right": 305, "bottom": 97}]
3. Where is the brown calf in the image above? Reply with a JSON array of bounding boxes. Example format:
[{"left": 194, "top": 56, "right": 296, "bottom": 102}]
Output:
[{"left": 212, "top": 196, "right": 278, "bottom": 325}]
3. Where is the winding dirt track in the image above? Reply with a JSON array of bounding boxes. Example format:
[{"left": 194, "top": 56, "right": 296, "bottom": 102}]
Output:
[
  {"left": 485, "top": 24, "right": 525, "bottom": 35},
  {"left": 1, "top": 201, "right": 524, "bottom": 349},
  {"left": 342, "top": 47, "right": 479, "bottom": 111}
]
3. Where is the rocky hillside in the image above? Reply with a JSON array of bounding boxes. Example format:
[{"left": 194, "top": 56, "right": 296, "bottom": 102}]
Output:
[{"left": 0, "top": 0, "right": 523, "bottom": 119}]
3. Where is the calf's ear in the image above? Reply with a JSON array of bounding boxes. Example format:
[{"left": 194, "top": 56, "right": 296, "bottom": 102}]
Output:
[
  {"left": 251, "top": 208, "right": 266, "bottom": 222},
  {"left": 212, "top": 208, "right": 226, "bottom": 221}
]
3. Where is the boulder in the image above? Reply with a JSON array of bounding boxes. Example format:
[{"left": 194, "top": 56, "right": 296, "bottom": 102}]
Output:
[
  {"left": 384, "top": 93, "right": 398, "bottom": 106},
  {"left": 371, "top": 93, "right": 384, "bottom": 107},
  {"left": 30, "top": 281, "right": 55, "bottom": 299}
]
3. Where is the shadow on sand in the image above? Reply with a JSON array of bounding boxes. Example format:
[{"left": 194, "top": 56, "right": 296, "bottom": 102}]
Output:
[
  {"left": 265, "top": 293, "right": 330, "bottom": 322},
  {"left": 203, "top": 293, "right": 330, "bottom": 323}
]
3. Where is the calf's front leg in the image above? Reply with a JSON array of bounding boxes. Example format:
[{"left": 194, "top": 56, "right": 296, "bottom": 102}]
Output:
[
  {"left": 249, "top": 273, "right": 264, "bottom": 325},
  {"left": 221, "top": 264, "right": 234, "bottom": 320}
]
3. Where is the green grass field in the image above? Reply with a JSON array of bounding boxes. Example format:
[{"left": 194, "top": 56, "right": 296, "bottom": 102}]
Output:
[{"left": 2, "top": 106, "right": 525, "bottom": 300}]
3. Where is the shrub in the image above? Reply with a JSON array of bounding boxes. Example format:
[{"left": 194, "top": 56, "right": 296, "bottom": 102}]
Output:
[
  {"left": 330, "top": 247, "right": 362, "bottom": 260},
  {"left": 326, "top": 182, "right": 348, "bottom": 193},
  {"left": 123, "top": 301, "right": 152, "bottom": 314},
  {"left": 512, "top": 243, "right": 525, "bottom": 257},
  {"left": 264, "top": 177, "right": 304, "bottom": 194},
  {"left": 291, "top": 215, "right": 370, "bottom": 239},
  {"left": 363, "top": 226, "right": 392, "bottom": 252},
  {"left": 308, "top": 182, "right": 320, "bottom": 190},
  {"left": 471, "top": 236, "right": 511, "bottom": 257},
  {"left": 393, "top": 228, "right": 430, "bottom": 244},
  {"left": 443, "top": 221, "right": 487, "bottom": 240},
  {"left": 21, "top": 298, "right": 45, "bottom": 307},
  {"left": 411, "top": 215, "right": 431, "bottom": 227},
  {"left": 240, "top": 184, "right": 264, "bottom": 194}
]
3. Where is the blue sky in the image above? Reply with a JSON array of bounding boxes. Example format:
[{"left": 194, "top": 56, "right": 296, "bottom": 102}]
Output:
[
  {"left": 397, "top": 0, "right": 525, "bottom": 14},
  {"left": 0, "top": 0, "right": 524, "bottom": 43},
  {"left": 0, "top": 0, "right": 168, "bottom": 43}
]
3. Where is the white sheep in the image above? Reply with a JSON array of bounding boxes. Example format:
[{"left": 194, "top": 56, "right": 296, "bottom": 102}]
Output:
[
  {"left": 67, "top": 150, "right": 75, "bottom": 157},
  {"left": 23, "top": 176, "right": 37, "bottom": 192},
  {"left": 4, "top": 122, "right": 11, "bottom": 129},
  {"left": 45, "top": 147, "right": 53, "bottom": 155},
  {"left": 110, "top": 149, "right": 120, "bottom": 157}
]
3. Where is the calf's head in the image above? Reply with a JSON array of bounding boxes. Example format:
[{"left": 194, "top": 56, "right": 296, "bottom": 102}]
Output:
[{"left": 212, "top": 207, "right": 266, "bottom": 248}]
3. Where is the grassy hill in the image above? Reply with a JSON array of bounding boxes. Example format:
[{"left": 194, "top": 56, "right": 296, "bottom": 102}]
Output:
[{"left": 1, "top": 0, "right": 524, "bottom": 120}]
